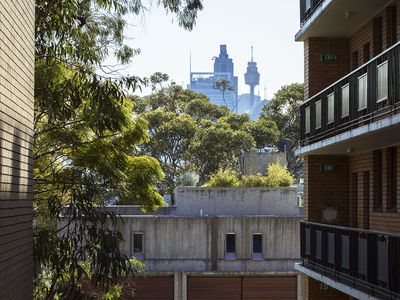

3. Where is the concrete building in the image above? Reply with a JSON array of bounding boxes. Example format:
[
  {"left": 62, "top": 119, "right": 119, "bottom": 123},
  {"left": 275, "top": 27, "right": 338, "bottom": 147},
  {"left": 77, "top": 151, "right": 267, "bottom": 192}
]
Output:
[
  {"left": 0, "top": 1, "right": 35, "bottom": 299},
  {"left": 189, "top": 45, "right": 239, "bottom": 112},
  {"left": 105, "top": 187, "right": 302, "bottom": 299},
  {"left": 295, "top": 0, "right": 400, "bottom": 299},
  {"left": 242, "top": 152, "right": 287, "bottom": 176}
]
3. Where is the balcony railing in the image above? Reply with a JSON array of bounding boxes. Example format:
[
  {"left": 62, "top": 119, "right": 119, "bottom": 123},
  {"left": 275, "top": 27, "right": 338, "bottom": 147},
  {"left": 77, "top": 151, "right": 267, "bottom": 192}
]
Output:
[
  {"left": 300, "top": 41, "right": 400, "bottom": 147},
  {"left": 300, "top": 0, "right": 323, "bottom": 26},
  {"left": 300, "top": 221, "right": 400, "bottom": 299}
]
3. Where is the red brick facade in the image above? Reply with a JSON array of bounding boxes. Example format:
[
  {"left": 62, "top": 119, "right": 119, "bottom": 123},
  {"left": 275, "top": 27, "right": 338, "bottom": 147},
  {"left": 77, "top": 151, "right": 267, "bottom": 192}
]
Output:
[{"left": 300, "top": 1, "right": 400, "bottom": 299}]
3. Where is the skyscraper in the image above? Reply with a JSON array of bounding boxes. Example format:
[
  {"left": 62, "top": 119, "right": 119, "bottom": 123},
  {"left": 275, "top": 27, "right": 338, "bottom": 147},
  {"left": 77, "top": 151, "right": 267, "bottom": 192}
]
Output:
[
  {"left": 244, "top": 46, "right": 260, "bottom": 109},
  {"left": 189, "top": 45, "right": 238, "bottom": 112}
]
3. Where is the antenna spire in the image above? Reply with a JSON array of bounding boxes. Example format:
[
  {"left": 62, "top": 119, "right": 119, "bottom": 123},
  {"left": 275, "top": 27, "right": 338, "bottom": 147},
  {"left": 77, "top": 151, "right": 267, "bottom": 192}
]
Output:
[{"left": 251, "top": 46, "right": 254, "bottom": 62}]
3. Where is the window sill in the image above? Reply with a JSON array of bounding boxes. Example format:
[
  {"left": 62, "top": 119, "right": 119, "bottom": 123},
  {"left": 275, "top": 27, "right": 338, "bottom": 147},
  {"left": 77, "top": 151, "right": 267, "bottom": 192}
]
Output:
[{"left": 225, "top": 253, "right": 237, "bottom": 260}]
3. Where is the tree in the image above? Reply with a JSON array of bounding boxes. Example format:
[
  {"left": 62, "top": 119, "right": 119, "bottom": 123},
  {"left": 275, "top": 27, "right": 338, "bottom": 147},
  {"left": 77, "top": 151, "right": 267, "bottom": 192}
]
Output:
[
  {"left": 34, "top": 0, "right": 203, "bottom": 298},
  {"left": 213, "top": 79, "right": 235, "bottom": 110},
  {"left": 260, "top": 83, "right": 304, "bottom": 176},
  {"left": 135, "top": 83, "right": 279, "bottom": 187},
  {"left": 261, "top": 83, "right": 304, "bottom": 145},
  {"left": 140, "top": 110, "right": 197, "bottom": 203}
]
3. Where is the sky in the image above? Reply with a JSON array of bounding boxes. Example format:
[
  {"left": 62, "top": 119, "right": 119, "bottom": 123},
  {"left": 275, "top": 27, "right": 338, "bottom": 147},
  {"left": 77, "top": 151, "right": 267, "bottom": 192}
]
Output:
[{"left": 122, "top": 0, "right": 304, "bottom": 99}]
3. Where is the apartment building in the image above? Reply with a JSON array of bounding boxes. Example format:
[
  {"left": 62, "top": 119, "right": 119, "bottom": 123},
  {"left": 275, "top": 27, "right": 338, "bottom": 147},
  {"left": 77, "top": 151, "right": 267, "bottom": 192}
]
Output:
[
  {"left": 295, "top": 0, "right": 400, "bottom": 299},
  {"left": 104, "top": 187, "right": 302, "bottom": 299},
  {"left": 0, "top": 1, "right": 35, "bottom": 299}
]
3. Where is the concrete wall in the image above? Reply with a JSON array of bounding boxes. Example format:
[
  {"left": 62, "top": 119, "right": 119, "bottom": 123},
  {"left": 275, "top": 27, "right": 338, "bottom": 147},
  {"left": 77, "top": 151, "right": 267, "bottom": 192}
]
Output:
[
  {"left": 115, "top": 215, "right": 301, "bottom": 273},
  {"left": 0, "top": 1, "right": 35, "bottom": 299},
  {"left": 242, "top": 152, "right": 287, "bottom": 175},
  {"left": 175, "top": 187, "right": 300, "bottom": 217}
]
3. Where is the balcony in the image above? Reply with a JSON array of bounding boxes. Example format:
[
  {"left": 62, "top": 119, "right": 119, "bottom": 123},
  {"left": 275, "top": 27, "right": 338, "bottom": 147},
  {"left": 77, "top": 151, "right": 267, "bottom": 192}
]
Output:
[
  {"left": 297, "top": 0, "right": 393, "bottom": 41},
  {"left": 297, "top": 221, "right": 400, "bottom": 299},
  {"left": 299, "top": 0, "right": 323, "bottom": 26},
  {"left": 298, "top": 41, "right": 400, "bottom": 155}
]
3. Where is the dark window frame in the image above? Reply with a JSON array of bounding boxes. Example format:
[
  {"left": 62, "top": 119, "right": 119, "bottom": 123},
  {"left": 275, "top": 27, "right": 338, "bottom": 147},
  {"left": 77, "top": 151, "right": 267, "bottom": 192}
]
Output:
[
  {"left": 225, "top": 233, "right": 236, "bottom": 254},
  {"left": 373, "top": 149, "right": 383, "bottom": 211},
  {"left": 132, "top": 232, "right": 143, "bottom": 253},
  {"left": 387, "top": 147, "right": 398, "bottom": 211},
  {"left": 252, "top": 233, "right": 263, "bottom": 254}
]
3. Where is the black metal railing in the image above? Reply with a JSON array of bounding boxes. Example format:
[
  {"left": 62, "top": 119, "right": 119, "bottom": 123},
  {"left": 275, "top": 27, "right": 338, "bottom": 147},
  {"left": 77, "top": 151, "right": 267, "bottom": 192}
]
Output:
[
  {"left": 300, "top": 0, "right": 323, "bottom": 25},
  {"left": 300, "top": 221, "right": 400, "bottom": 299},
  {"left": 300, "top": 41, "right": 400, "bottom": 147}
]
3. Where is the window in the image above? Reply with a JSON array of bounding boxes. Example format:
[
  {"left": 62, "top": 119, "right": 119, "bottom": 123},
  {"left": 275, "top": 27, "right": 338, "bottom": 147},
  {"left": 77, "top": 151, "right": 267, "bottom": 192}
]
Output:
[
  {"left": 363, "top": 43, "right": 370, "bottom": 63},
  {"left": 358, "top": 74, "right": 368, "bottom": 111},
  {"left": 386, "top": 6, "right": 397, "bottom": 47},
  {"left": 253, "top": 234, "right": 262, "bottom": 254},
  {"left": 315, "top": 100, "right": 321, "bottom": 129},
  {"left": 327, "top": 93, "right": 334, "bottom": 124},
  {"left": 373, "top": 150, "right": 383, "bottom": 211},
  {"left": 305, "top": 106, "right": 310, "bottom": 133},
  {"left": 341, "top": 84, "right": 349, "bottom": 117},
  {"left": 352, "top": 51, "right": 359, "bottom": 70},
  {"left": 226, "top": 233, "right": 236, "bottom": 255},
  {"left": 132, "top": 233, "right": 143, "bottom": 257},
  {"left": 387, "top": 147, "right": 397, "bottom": 210},
  {"left": 305, "top": 0, "right": 311, "bottom": 11},
  {"left": 377, "top": 61, "right": 388, "bottom": 102},
  {"left": 373, "top": 17, "right": 383, "bottom": 56}
]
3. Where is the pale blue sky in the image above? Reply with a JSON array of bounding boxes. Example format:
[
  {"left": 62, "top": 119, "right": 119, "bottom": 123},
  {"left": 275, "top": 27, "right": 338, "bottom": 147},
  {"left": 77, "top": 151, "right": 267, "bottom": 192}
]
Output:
[{"left": 124, "top": 0, "right": 304, "bottom": 98}]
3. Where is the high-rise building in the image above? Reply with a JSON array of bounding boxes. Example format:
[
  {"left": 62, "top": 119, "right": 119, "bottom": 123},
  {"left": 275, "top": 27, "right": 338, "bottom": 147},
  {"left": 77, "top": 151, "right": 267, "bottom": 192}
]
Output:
[
  {"left": 189, "top": 45, "right": 238, "bottom": 112},
  {"left": 0, "top": 1, "right": 35, "bottom": 298},
  {"left": 295, "top": 1, "right": 400, "bottom": 299}
]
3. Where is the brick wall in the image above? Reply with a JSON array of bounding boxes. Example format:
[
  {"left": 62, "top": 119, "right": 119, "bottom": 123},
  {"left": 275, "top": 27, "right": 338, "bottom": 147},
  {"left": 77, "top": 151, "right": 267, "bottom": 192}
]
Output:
[
  {"left": 304, "top": 38, "right": 349, "bottom": 99},
  {"left": 0, "top": 1, "right": 35, "bottom": 299},
  {"left": 301, "top": 274, "right": 350, "bottom": 300},
  {"left": 304, "top": 0, "right": 400, "bottom": 99},
  {"left": 349, "top": 145, "right": 400, "bottom": 234},
  {"left": 303, "top": 155, "right": 349, "bottom": 225}
]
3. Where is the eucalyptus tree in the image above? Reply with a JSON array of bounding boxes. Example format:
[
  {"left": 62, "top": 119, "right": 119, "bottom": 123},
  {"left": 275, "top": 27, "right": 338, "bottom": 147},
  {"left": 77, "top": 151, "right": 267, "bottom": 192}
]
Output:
[{"left": 34, "top": 0, "right": 203, "bottom": 298}]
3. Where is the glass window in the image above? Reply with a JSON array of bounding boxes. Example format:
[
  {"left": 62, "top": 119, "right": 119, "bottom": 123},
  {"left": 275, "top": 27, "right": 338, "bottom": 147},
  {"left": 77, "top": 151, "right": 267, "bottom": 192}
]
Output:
[
  {"left": 305, "top": 106, "right": 310, "bottom": 133},
  {"left": 305, "top": 0, "right": 311, "bottom": 11},
  {"left": 341, "top": 84, "right": 349, "bottom": 117},
  {"left": 226, "top": 233, "right": 236, "bottom": 253},
  {"left": 377, "top": 61, "right": 388, "bottom": 102},
  {"left": 327, "top": 93, "right": 334, "bottom": 124},
  {"left": 358, "top": 74, "right": 368, "bottom": 111},
  {"left": 133, "top": 233, "right": 143, "bottom": 253},
  {"left": 315, "top": 100, "right": 321, "bottom": 129},
  {"left": 253, "top": 234, "right": 262, "bottom": 254}
]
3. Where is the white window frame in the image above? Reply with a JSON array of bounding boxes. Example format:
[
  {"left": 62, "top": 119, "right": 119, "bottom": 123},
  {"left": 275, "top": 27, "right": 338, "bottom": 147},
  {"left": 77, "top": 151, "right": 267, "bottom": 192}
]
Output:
[
  {"left": 327, "top": 92, "right": 335, "bottom": 124},
  {"left": 132, "top": 232, "right": 144, "bottom": 260},
  {"left": 305, "top": 106, "right": 310, "bottom": 134},
  {"left": 315, "top": 100, "right": 322, "bottom": 129},
  {"left": 341, "top": 84, "right": 350, "bottom": 118},
  {"left": 377, "top": 60, "right": 388, "bottom": 102},
  {"left": 305, "top": 0, "right": 311, "bottom": 11},
  {"left": 358, "top": 73, "right": 368, "bottom": 111}
]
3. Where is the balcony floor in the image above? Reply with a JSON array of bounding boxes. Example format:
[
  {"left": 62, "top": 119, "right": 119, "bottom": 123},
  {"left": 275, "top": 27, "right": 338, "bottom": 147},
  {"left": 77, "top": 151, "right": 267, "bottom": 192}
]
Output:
[
  {"left": 295, "top": 263, "right": 387, "bottom": 300},
  {"left": 296, "top": 112, "right": 400, "bottom": 156}
]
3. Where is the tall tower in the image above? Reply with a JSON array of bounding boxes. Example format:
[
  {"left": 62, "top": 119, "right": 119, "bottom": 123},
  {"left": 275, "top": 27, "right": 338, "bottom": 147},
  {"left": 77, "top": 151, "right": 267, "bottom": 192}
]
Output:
[{"left": 244, "top": 46, "right": 260, "bottom": 108}]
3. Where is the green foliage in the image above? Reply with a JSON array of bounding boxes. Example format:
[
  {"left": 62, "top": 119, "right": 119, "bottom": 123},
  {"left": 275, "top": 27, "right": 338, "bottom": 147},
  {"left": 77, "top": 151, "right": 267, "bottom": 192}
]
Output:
[
  {"left": 264, "top": 163, "right": 295, "bottom": 187},
  {"left": 34, "top": 0, "right": 203, "bottom": 298},
  {"left": 178, "top": 172, "right": 199, "bottom": 187},
  {"left": 204, "top": 164, "right": 295, "bottom": 188},
  {"left": 260, "top": 83, "right": 304, "bottom": 177},
  {"left": 134, "top": 83, "right": 279, "bottom": 191},
  {"left": 203, "top": 170, "right": 240, "bottom": 188},
  {"left": 241, "top": 174, "right": 269, "bottom": 187},
  {"left": 213, "top": 79, "right": 235, "bottom": 110}
]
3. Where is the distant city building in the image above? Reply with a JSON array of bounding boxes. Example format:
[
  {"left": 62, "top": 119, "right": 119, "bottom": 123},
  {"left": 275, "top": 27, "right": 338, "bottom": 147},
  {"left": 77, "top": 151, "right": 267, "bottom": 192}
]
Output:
[
  {"left": 244, "top": 46, "right": 260, "bottom": 109},
  {"left": 189, "top": 45, "right": 238, "bottom": 112}
]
